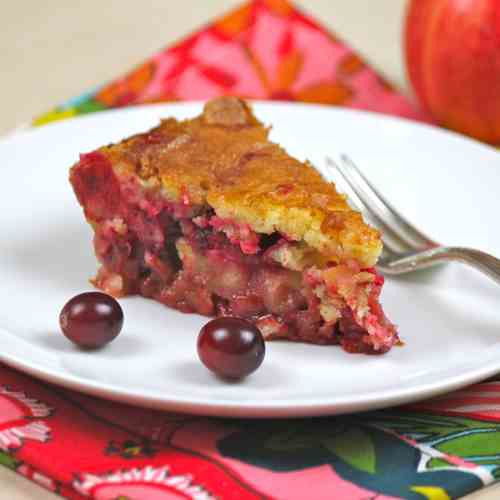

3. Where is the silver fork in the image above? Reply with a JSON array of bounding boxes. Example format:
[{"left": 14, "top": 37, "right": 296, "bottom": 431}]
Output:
[{"left": 325, "top": 155, "right": 500, "bottom": 285}]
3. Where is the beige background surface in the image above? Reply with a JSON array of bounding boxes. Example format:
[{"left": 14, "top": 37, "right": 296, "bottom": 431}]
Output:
[{"left": 0, "top": 1, "right": 496, "bottom": 498}]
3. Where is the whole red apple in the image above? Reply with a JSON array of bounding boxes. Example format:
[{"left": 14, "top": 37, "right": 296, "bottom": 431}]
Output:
[{"left": 405, "top": 0, "right": 500, "bottom": 145}]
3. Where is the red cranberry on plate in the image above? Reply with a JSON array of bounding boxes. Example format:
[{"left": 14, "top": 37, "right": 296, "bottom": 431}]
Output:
[
  {"left": 197, "top": 317, "right": 265, "bottom": 379},
  {"left": 59, "top": 292, "right": 123, "bottom": 349}
]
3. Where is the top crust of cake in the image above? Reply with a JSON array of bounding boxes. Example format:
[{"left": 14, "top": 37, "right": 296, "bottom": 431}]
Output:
[{"left": 99, "top": 97, "right": 382, "bottom": 267}]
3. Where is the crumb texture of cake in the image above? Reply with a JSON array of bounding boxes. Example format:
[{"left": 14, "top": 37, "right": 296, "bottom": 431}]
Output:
[
  {"left": 70, "top": 97, "right": 397, "bottom": 354},
  {"left": 99, "top": 96, "right": 382, "bottom": 267}
]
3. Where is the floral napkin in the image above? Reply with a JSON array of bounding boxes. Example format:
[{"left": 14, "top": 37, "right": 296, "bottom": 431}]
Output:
[
  {"left": 2, "top": 1, "right": 499, "bottom": 499},
  {"left": 34, "top": 0, "right": 427, "bottom": 125}
]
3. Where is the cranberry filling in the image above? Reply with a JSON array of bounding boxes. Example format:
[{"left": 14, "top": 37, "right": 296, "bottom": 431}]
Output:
[{"left": 71, "top": 152, "right": 394, "bottom": 354}]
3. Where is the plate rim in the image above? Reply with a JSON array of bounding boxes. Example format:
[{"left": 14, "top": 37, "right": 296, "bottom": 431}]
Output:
[
  {"left": 3, "top": 99, "right": 498, "bottom": 156},
  {"left": 2, "top": 328, "right": 500, "bottom": 418}
]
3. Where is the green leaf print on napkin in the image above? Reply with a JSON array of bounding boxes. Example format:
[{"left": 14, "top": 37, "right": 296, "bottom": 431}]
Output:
[
  {"left": 0, "top": 451, "right": 19, "bottom": 470},
  {"left": 323, "top": 428, "right": 376, "bottom": 474},
  {"left": 217, "top": 417, "right": 484, "bottom": 499},
  {"left": 265, "top": 423, "right": 375, "bottom": 474},
  {"left": 364, "top": 411, "right": 500, "bottom": 474}
]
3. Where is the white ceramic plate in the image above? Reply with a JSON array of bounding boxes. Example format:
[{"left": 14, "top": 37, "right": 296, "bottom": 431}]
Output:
[{"left": 1, "top": 102, "right": 499, "bottom": 418}]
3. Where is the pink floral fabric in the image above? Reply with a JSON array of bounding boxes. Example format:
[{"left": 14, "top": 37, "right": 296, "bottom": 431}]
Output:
[{"left": 34, "top": 0, "right": 429, "bottom": 126}]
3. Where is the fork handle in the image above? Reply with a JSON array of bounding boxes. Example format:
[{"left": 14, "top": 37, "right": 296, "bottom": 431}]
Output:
[{"left": 385, "top": 246, "right": 500, "bottom": 285}]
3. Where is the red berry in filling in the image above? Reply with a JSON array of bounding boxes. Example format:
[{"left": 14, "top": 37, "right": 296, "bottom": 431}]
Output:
[
  {"left": 197, "top": 317, "right": 265, "bottom": 379},
  {"left": 59, "top": 292, "right": 124, "bottom": 349}
]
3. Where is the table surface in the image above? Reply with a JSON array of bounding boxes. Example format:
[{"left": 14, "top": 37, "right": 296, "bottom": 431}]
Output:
[{"left": 1, "top": 1, "right": 498, "bottom": 498}]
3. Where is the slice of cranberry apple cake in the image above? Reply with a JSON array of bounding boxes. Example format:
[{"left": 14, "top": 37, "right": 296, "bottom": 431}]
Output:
[{"left": 70, "top": 97, "right": 398, "bottom": 354}]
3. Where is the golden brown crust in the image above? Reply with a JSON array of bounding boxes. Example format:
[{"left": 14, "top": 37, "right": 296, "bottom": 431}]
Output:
[{"left": 99, "top": 97, "right": 382, "bottom": 266}]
